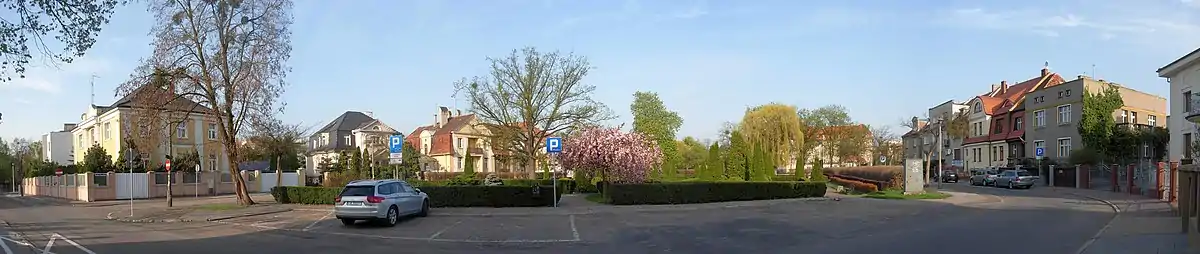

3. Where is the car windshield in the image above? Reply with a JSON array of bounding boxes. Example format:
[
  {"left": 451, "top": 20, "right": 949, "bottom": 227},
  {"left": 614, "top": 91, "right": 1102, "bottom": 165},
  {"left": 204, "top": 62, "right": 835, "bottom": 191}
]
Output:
[
  {"left": 340, "top": 186, "right": 375, "bottom": 196},
  {"left": 1017, "top": 171, "right": 1032, "bottom": 176},
  {"left": 986, "top": 170, "right": 997, "bottom": 175}
]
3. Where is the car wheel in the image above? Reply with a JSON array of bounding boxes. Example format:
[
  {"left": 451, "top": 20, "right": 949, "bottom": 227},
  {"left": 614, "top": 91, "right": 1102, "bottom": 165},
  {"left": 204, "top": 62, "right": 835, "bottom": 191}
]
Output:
[
  {"left": 417, "top": 200, "right": 429, "bottom": 217},
  {"left": 340, "top": 219, "right": 355, "bottom": 226},
  {"left": 382, "top": 206, "right": 399, "bottom": 227}
]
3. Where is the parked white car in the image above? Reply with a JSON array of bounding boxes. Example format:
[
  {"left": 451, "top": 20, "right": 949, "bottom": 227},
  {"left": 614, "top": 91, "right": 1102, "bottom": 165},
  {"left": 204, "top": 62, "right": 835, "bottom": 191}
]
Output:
[{"left": 334, "top": 179, "right": 430, "bottom": 227}]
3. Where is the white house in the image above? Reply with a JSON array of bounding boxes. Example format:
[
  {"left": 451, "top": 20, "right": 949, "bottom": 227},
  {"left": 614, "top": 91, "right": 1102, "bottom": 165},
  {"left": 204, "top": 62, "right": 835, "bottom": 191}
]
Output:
[
  {"left": 41, "top": 123, "right": 76, "bottom": 165},
  {"left": 1158, "top": 47, "right": 1200, "bottom": 164}
]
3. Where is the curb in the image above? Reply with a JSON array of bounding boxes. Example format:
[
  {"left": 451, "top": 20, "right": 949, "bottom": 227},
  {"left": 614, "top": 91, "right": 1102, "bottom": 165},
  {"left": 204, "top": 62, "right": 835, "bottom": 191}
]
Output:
[
  {"left": 1061, "top": 191, "right": 1121, "bottom": 254},
  {"left": 293, "top": 197, "right": 832, "bottom": 217},
  {"left": 105, "top": 212, "right": 195, "bottom": 223}
]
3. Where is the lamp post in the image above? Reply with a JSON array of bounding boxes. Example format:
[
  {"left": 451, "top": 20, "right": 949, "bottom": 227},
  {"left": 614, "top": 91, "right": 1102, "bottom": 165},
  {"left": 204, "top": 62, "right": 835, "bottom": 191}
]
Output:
[{"left": 936, "top": 116, "right": 945, "bottom": 190}]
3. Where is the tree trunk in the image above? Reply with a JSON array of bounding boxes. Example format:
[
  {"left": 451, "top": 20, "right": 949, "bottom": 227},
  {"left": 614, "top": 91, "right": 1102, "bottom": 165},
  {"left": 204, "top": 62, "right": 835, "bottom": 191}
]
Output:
[{"left": 275, "top": 155, "right": 282, "bottom": 190}]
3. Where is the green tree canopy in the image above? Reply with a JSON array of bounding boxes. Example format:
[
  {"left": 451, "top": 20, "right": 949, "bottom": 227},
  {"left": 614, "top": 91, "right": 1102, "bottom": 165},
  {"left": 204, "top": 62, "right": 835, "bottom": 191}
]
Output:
[
  {"left": 631, "top": 91, "right": 683, "bottom": 179},
  {"left": 80, "top": 144, "right": 113, "bottom": 173},
  {"left": 1079, "top": 85, "right": 1124, "bottom": 160},
  {"left": 741, "top": 103, "right": 803, "bottom": 165}
]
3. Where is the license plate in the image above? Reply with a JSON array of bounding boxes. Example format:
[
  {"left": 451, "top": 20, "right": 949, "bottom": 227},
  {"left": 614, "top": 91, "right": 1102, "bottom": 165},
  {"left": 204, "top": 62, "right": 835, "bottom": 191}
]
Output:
[{"left": 344, "top": 201, "right": 363, "bottom": 206}]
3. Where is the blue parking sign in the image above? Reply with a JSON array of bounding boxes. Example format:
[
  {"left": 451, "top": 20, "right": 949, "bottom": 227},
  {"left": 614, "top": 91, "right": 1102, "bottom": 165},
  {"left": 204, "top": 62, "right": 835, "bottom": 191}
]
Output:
[
  {"left": 1035, "top": 147, "right": 1044, "bottom": 157},
  {"left": 389, "top": 135, "right": 404, "bottom": 153},
  {"left": 546, "top": 137, "right": 563, "bottom": 153}
]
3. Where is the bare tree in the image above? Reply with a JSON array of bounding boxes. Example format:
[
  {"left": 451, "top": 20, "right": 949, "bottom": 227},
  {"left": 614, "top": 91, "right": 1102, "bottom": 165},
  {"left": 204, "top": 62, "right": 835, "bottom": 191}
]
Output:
[
  {"left": 457, "top": 47, "right": 613, "bottom": 178},
  {"left": 868, "top": 125, "right": 896, "bottom": 165},
  {"left": 117, "top": 0, "right": 294, "bottom": 205},
  {"left": 246, "top": 118, "right": 308, "bottom": 189},
  {"left": 123, "top": 67, "right": 206, "bottom": 207}
]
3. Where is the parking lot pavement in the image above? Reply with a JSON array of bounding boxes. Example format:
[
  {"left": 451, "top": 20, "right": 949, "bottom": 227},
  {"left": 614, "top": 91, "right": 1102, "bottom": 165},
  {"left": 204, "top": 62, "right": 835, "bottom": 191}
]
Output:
[{"left": 216, "top": 209, "right": 581, "bottom": 243}]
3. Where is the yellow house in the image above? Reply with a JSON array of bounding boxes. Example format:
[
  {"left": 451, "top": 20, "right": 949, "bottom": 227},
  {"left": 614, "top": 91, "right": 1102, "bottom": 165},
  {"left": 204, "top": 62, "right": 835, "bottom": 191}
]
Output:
[
  {"left": 406, "top": 107, "right": 536, "bottom": 174},
  {"left": 71, "top": 85, "right": 227, "bottom": 172}
]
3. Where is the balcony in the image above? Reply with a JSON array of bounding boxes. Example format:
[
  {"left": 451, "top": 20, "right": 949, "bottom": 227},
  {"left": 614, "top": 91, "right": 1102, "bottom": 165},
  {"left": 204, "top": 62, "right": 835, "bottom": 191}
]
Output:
[
  {"left": 1188, "top": 96, "right": 1200, "bottom": 124},
  {"left": 1115, "top": 122, "right": 1154, "bottom": 130}
]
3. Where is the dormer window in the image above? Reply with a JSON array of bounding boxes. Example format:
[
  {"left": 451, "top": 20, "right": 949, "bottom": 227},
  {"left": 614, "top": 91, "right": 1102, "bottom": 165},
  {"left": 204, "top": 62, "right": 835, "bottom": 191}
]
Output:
[{"left": 974, "top": 102, "right": 982, "bottom": 113}]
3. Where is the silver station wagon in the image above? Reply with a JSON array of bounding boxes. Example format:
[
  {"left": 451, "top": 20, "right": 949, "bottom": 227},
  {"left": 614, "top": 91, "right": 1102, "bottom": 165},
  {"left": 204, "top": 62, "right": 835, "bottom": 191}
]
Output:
[{"left": 334, "top": 179, "right": 430, "bottom": 227}]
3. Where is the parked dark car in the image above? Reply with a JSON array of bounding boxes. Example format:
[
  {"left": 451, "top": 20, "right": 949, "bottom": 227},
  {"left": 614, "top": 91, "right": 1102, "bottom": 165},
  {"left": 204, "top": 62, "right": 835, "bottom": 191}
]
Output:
[{"left": 941, "top": 170, "right": 958, "bottom": 183}]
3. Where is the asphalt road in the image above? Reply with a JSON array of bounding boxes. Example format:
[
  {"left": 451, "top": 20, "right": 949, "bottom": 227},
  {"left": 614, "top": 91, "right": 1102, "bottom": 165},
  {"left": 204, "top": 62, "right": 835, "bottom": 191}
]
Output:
[{"left": 0, "top": 184, "right": 1116, "bottom": 254}]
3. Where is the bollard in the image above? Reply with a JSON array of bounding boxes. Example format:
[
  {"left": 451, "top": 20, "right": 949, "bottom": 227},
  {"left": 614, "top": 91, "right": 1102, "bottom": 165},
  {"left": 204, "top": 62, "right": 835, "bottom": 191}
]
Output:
[
  {"left": 1172, "top": 162, "right": 1180, "bottom": 203},
  {"left": 1129, "top": 164, "right": 1137, "bottom": 195},
  {"left": 1049, "top": 164, "right": 1056, "bottom": 187},
  {"left": 1076, "top": 165, "right": 1083, "bottom": 189},
  {"left": 1112, "top": 164, "right": 1121, "bottom": 192}
]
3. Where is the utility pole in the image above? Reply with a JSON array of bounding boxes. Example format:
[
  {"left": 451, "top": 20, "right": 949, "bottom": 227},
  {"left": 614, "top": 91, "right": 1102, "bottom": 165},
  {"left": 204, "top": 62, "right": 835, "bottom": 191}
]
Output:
[{"left": 936, "top": 116, "right": 945, "bottom": 189}]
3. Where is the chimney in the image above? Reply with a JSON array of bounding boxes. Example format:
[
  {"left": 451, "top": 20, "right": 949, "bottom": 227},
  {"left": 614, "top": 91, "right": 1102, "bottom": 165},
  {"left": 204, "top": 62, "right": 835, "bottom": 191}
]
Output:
[
  {"left": 438, "top": 107, "right": 451, "bottom": 127},
  {"left": 434, "top": 114, "right": 440, "bottom": 127},
  {"left": 1041, "top": 67, "right": 1049, "bottom": 77},
  {"left": 457, "top": 109, "right": 462, "bottom": 116},
  {"left": 1000, "top": 80, "right": 1008, "bottom": 94},
  {"left": 991, "top": 84, "right": 999, "bottom": 92}
]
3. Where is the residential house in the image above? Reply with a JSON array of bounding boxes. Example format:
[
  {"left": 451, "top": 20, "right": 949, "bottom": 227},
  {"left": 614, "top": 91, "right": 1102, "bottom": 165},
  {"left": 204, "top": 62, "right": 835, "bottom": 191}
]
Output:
[
  {"left": 1025, "top": 75, "right": 1166, "bottom": 162},
  {"left": 927, "top": 100, "right": 969, "bottom": 166},
  {"left": 803, "top": 124, "right": 872, "bottom": 168},
  {"left": 42, "top": 123, "right": 76, "bottom": 165},
  {"left": 963, "top": 67, "right": 1066, "bottom": 170},
  {"left": 71, "top": 84, "right": 227, "bottom": 172},
  {"left": 901, "top": 117, "right": 930, "bottom": 160},
  {"left": 306, "top": 111, "right": 402, "bottom": 176},
  {"left": 406, "top": 107, "right": 527, "bottom": 173},
  {"left": 1159, "top": 47, "right": 1200, "bottom": 164}
]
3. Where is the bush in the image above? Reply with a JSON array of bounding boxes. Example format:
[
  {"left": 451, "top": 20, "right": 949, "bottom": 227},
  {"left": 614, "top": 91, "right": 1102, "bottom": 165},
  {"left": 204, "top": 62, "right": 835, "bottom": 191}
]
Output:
[
  {"left": 827, "top": 166, "right": 901, "bottom": 184},
  {"left": 828, "top": 175, "right": 879, "bottom": 193},
  {"left": 603, "top": 181, "right": 826, "bottom": 205},
  {"left": 271, "top": 185, "right": 562, "bottom": 207}
]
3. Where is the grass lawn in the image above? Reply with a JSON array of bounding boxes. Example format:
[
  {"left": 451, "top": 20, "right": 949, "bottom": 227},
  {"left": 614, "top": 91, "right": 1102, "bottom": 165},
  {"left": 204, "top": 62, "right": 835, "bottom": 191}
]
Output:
[
  {"left": 194, "top": 203, "right": 245, "bottom": 211},
  {"left": 584, "top": 193, "right": 609, "bottom": 204},
  {"left": 863, "top": 190, "right": 951, "bottom": 200}
]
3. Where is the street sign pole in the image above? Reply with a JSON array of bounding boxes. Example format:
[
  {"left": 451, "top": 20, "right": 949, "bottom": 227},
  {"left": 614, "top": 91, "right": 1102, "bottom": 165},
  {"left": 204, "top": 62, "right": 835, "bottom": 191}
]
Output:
[
  {"left": 195, "top": 164, "right": 200, "bottom": 199},
  {"left": 546, "top": 137, "right": 563, "bottom": 208}
]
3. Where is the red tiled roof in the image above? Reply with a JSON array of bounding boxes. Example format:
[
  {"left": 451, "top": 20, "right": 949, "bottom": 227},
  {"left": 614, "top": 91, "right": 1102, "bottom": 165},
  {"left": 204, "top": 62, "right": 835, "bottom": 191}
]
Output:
[
  {"left": 963, "top": 68, "right": 1065, "bottom": 145},
  {"left": 406, "top": 113, "right": 549, "bottom": 157},
  {"left": 404, "top": 126, "right": 430, "bottom": 149}
]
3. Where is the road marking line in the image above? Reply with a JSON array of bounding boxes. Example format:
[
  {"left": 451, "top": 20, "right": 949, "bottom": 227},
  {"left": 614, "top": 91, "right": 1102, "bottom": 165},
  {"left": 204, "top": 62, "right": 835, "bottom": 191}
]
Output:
[
  {"left": 0, "top": 236, "right": 12, "bottom": 254},
  {"left": 1066, "top": 193, "right": 1121, "bottom": 254},
  {"left": 302, "top": 211, "right": 333, "bottom": 232},
  {"left": 427, "top": 219, "right": 463, "bottom": 239},
  {"left": 293, "top": 208, "right": 332, "bottom": 212},
  {"left": 569, "top": 214, "right": 580, "bottom": 241}
]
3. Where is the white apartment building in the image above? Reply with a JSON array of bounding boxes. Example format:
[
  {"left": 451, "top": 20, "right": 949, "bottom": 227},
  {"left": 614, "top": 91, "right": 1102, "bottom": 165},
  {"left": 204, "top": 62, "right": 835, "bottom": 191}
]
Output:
[{"left": 42, "top": 123, "right": 76, "bottom": 165}]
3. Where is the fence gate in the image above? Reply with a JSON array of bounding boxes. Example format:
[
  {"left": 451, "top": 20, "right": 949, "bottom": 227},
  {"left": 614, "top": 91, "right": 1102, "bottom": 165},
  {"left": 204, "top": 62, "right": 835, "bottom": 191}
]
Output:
[
  {"left": 1089, "top": 164, "right": 1113, "bottom": 191},
  {"left": 114, "top": 173, "right": 149, "bottom": 199}
]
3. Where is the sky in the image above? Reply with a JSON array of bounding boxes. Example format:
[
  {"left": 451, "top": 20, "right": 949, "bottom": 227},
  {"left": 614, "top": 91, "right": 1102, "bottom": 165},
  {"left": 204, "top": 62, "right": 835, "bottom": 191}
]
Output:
[{"left": 1, "top": 0, "right": 1199, "bottom": 144}]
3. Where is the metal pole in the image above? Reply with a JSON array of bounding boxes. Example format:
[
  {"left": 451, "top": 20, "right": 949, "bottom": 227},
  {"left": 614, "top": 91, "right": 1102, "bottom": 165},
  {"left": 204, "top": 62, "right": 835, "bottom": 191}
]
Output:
[
  {"left": 128, "top": 148, "right": 133, "bottom": 217},
  {"left": 936, "top": 117, "right": 944, "bottom": 189}
]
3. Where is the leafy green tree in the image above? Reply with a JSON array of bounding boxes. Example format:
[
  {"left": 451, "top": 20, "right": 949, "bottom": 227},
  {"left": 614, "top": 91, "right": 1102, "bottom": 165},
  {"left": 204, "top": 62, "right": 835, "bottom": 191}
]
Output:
[
  {"left": 809, "top": 158, "right": 827, "bottom": 182},
  {"left": 702, "top": 142, "right": 722, "bottom": 180},
  {"left": 793, "top": 150, "right": 805, "bottom": 176},
  {"left": 399, "top": 143, "right": 421, "bottom": 178},
  {"left": 797, "top": 105, "right": 852, "bottom": 167},
  {"left": 1079, "top": 85, "right": 1123, "bottom": 161},
  {"left": 677, "top": 137, "right": 708, "bottom": 173},
  {"left": 740, "top": 103, "right": 803, "bottom": 166},
  {"left": 726, "top": 130, "right": 749, "bottom": 181},
  {"left": 351, "top": 149, "right": 364, "bottom": 177},
  {"left": 80, "top": 144, "right": 113, "bottom": 173},
  {"left": 750, "top": 144, "right": 773, "bottom": 181},
  {"left": 631, "top": 91, "right": 683, "bottom": 180},
  {"left": 464, "top": 156, "right": 476, "bottom": 175}
]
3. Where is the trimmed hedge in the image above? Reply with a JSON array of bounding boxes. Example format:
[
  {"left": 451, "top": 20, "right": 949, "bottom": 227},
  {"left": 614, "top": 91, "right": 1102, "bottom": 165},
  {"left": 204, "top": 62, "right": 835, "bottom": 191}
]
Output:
[
  {"left": 770, "top": 175, "right": 804, "bottom": 181},
  {"left": 271, "top": 185, "right": 563, "bottom": 207},
  {"left": 603, "top": 181, "right": 826, "bottom": 205}
]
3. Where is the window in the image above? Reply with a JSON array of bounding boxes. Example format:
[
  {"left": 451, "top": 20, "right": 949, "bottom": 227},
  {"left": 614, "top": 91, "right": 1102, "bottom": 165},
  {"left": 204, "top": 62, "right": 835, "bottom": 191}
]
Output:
[
  {"left": 1186, "top": 134, "right": 1194, "bottom": 159},
  {"left": 1034, "top": 140, "right": 1045, "bottom": 157},
  {"left": 993, "top": 121, "right": 1003, "bottom": 134},
  {"left": 991, "top": 147, "right": 997, "bottom": 161},
  {"left": 458, "top": 157, "right": 464, "bottom": 170},
  {"left": 1034, "top": 110, "right": 1045, "bottom": 127},
  {"left": 1149, "top": 115, "right": 1158, "bottom": 126},
  {"left": 457, "top": 138, "right": 464, "bottom": 148},
  {"left": 1057, "top": 138, "right": 1072, "bottom": 157},
  {"left": 104, "top": 123, "right": 111, "bottom": 140},
  {"left": 999, "top": 146, "right": 1004, "bottom": 161},
  {"left": 1058, "top": 91, "right": 1064, "bottom": 98},
  {"left": 208, "top": 124, "right": 218, "bottom": 140},
  {"left": 1014, "top": 117, "right": 1023, "bottom": 131},
  {"left": 1057, "top": 105, "right": 1072, "bottom": 124},
  {"left": 1121, "top": 110, "right": 1128, "bottom": 123},
  {"left": 1131, "top": 111, "right": 1138, "bottom": 124},
  {"left": 177, "top": 122, "right": 187, "bottom": 138},
  {"left": 77, "top": 134, "right": 83, "bottom": 148},
  {"left": 208, "top": 155, "right": 218, "bottom": 171},
  {"left": 1187, "top": 91, "right": 1194, "bottom": 112},
  {"left": 1065, "top": 90, "right": 1071, "bottom": 97},
  {"left": 974, "top": 102, "right": 982, "bottom": 113}
]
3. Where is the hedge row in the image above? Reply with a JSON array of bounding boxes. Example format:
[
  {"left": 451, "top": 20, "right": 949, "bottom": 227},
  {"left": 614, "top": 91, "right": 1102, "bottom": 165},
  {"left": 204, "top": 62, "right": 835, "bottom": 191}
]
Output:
[
  {"left": 827, "top": 174, "right": 879, "bottom": 193},
  {"left": 410, "top": 179, "right": 577, "bottom": 193},
  {"left": 603, "top": 181, "right": 826, "bottom": 205},
  {"left": 769, "top": 175, "right": 805, "bottom": 182},
  {"left": 271, "top": 185, "right": 563, "bottom": 207}
]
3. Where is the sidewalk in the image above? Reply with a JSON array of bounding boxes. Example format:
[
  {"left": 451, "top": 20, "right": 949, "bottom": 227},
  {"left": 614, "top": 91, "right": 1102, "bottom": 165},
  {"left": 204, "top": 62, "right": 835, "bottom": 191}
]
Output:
[{"left": 1050, "top": 187, "right": 1194, "bottom": 254}]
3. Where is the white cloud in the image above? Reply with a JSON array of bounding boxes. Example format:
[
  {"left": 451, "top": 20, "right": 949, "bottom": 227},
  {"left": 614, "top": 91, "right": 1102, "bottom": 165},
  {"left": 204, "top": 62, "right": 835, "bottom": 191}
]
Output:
[
  {"left": 0, "top": 56, "right": 113, "bottom": 95},
  {"left": 937, "top": 5, "right": 1200, "bottom": 52}
]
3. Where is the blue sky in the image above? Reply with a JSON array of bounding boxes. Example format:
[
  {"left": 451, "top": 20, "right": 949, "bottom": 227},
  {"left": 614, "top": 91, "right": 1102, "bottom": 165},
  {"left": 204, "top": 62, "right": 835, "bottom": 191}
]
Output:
[{"left": 2, "top": 0, "right": 1199, "bottom": 143}]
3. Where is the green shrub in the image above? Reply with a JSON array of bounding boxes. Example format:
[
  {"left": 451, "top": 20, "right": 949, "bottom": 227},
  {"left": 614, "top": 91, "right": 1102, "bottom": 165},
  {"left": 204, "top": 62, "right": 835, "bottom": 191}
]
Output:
[
  {"left": 604, "top": 181, "right": 826, "bottom": 205},
  {"left": 446, "top": 173, "right": 480, "bottom": 186},
  {"left": 271, "top": 185, "right": 563, "bottom": 207}
]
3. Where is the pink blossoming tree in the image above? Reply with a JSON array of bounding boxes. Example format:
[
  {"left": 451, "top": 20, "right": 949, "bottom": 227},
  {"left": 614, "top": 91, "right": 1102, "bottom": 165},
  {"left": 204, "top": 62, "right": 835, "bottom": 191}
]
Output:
[{"left": 559, "top": 126, "right": 662, "bottom": 185}]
